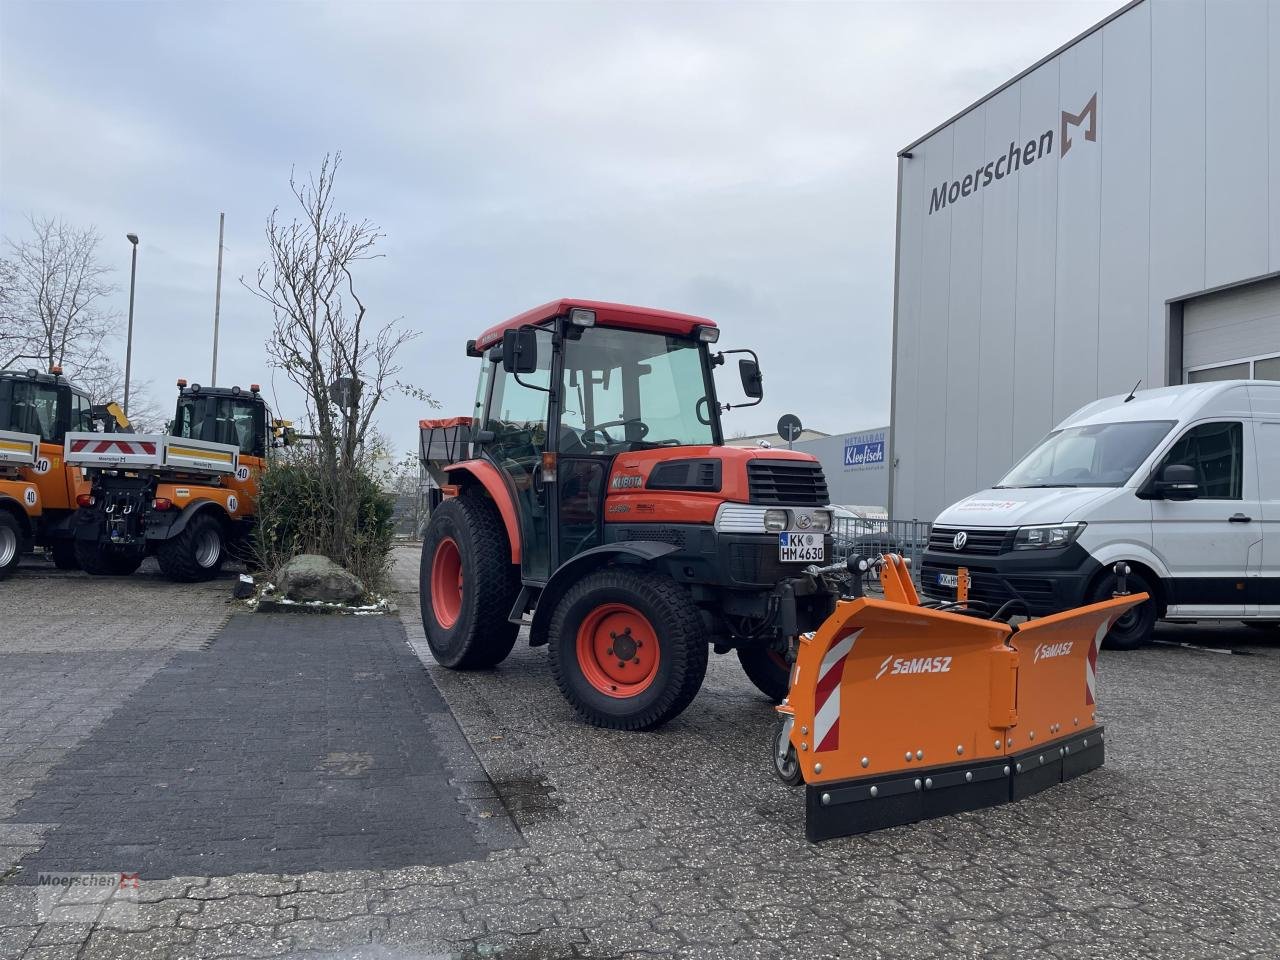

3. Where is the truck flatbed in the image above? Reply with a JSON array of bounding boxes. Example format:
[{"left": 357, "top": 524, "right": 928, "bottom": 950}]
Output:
[{"left": 64, "top": 432, "right": 239, "bottom": 476}]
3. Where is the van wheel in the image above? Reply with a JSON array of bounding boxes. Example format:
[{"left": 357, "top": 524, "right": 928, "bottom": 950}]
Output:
[
  {"left": 1091, "top": 568, "right": 1156, "bottom": 650},
  {"left": 0, "top": 513, "right": 22, "bottom": 580},
  {"left": 75, "top": 541, "right": 144, "bottom": 576},
  {"left": 549, "top": 569, "right": 708, "bottom": 730},
  {"left": 737, "top": 644, "right": 791, "bottom": 704},
  {"left": 157, "top": 513, "right": 225, "bottom": 582}
]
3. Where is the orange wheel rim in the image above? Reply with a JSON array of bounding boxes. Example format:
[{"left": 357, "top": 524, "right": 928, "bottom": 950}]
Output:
[
  {"left": 575, "top": 603, "right": 660, "bottom": 698},
  {"left": 431, "top": 537, "right": 463, "bottom": 628}
]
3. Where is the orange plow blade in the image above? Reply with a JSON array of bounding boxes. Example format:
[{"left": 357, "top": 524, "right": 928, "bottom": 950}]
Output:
[{"left": 783, "top": 590, "right": 1147, "bottom": 841}]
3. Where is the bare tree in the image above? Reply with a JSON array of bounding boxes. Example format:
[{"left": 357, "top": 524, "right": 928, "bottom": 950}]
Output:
[
  {"left": 2, "top": 215, "right": 116, "bottom": 376},
  {"left": 73, "top": 349, "right": 165, "bottom": 433},
  {"left": 244, "top": 153, "right": 425, "bottom": 563}
]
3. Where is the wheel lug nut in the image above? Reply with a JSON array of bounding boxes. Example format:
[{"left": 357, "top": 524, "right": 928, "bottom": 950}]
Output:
[
  {"left": 618, "top": 662, "right": 626, "bottom": 669},
  {"left": 607, "top": 648, "right": 614, "bottom": 656},
  {"left": 633, "top": 658, "right": 640, "bottom": 664}
]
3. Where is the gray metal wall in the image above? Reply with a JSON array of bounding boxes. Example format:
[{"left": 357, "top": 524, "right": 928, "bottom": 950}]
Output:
[
  {"left": 793, "top": 426, "right": 889, "bottom": 510},
  {"left": 891, "top": 0, "right": 1280, "bottom": 521}
]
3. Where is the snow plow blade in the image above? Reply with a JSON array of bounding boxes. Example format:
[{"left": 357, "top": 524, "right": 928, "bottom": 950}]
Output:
[{"left": 782, "top": 570, "right": 1146, "bottom": 842}]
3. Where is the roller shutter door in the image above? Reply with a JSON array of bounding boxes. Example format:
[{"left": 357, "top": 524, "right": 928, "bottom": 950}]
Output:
[{"left": 1182, "top": 276, "right": 1280, "bottom": 383}]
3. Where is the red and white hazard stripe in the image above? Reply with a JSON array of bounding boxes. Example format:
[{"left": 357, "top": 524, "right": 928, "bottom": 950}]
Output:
[
  {"left": 1085, "top": 618, "right": 1107, "bottom": 705},
  {"left": 70, "top": 438, "right": 157, "bottom": 456},
  {"left": 813, "top": 629, "right": 862, "bottom": 752}
]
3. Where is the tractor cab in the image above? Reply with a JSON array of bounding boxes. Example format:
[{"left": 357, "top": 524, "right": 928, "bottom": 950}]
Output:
[
  {"left": 170, "top": 381, "right": 272, "bottom": 459},
  {"left": 0, "top": 368, "right": 95, "bottom": 445}
]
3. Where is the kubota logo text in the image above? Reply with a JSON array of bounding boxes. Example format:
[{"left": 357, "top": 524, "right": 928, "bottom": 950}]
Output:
[
  {"left": 875, "top": 655, "right": 953, "bottom": 679},
  {"left": 1034, "top": 641, "right": 1073, "bottom": 662}
]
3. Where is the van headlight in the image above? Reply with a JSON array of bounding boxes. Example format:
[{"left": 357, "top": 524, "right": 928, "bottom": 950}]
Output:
[
  {"left": 1013, "top": 522, "right": 1085, "bottom": 550},
  {"left": 763, "top": 509, "right": 789, "bottom": 533}
]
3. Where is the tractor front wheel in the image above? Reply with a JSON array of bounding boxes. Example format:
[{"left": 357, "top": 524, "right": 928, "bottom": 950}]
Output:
[
  {"left": 549, "top": 568, "right": 708, "bottom": 730},
  {"left": 737, "top": 644, "right": 792, "bottom": 704},
  {"left": 0, "top": 512, "right": 22, "bottom": 580},
  {"left": 420, "top": 493, "right": 520, "bottom": 669}
]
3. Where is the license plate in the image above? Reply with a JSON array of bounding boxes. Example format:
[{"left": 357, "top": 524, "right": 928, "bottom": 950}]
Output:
[
  {"left": 779, "top": 532, "right": 824, "bottom": 563},
  {"left": 937, "top": 573, "right": 959, "bottom": 588}
]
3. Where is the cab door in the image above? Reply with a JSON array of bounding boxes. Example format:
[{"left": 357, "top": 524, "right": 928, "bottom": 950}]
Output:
[
  {"left": 1149, "top": 420, "right": 1262, "bottom": 617},
  {"left": 479, "top": 326, "right": 555, "bottom": 582},
  {"left": 1251, "top": 418, "right": 1280, "bottom": 618}
]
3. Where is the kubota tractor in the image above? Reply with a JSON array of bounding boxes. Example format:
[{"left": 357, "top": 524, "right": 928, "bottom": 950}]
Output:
[
  {"left": 68, "top": 379, "right": 289, "bottom": 580},
  {"left": 0, "top": 365, "right": 128, "bottom": 578},
  {"left": 419, "top": 299, "right": 842, "bottom": 730}
]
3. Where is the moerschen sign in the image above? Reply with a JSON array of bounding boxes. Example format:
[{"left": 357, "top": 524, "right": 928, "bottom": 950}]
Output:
[
  {"left": 843, "top": 431, "right": 886, "bottom": 469},
  {"left": 927, "top": 93, "right": 1097, "bottom": 215}
]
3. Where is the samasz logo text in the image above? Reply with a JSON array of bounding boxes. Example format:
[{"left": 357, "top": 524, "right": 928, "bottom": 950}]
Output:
[
  {"left": 875, "top": 655, "right": 953, "bottom": 679},
  {"left": 1034, "top": 641, "right": 1073, "bottom": 663}
]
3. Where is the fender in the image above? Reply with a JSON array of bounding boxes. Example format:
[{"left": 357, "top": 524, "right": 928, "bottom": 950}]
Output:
[
  {"left": 0, "top": 495, "right": 34, "bottom": 539},
  {"left": 155, "top": 499, "right": 229, "bottom": 540},
  {"left": 445, "top": 459, "right": 522, "bottom": 564},
  {"left": 529, "top": 541, "right": 681, "bottom": 647},
  {"left": 1087, "top": 542, "right": 1171, "bottom": 582}
]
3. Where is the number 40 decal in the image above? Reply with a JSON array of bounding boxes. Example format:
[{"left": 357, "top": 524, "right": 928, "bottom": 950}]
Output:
[{"left": 235, "top": 466, "right": 251, "bottom": 481}]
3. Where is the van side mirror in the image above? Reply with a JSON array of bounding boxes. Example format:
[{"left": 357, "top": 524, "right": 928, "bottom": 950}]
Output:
[
  {"left": 1154, "top": 463, "right": 1198, "bottom": 501},
  {"left": 501, "top": 328, "right": 538, "bottom": 374},
  {"left": 739, "top": 358, "right": 763, "bottom": 400}
]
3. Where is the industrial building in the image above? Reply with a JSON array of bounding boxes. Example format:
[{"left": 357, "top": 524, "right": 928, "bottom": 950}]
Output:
[{"left": 889, "top": 0, "right": 1280, "bottom": 521}]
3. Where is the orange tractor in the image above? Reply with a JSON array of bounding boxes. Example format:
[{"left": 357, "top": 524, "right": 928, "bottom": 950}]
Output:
[
  {"left": 420, "top": 299, "right": 841, "bottom": 729},
  {"left": 775, "top": 554, "right": 1147, "bottom": 840}
]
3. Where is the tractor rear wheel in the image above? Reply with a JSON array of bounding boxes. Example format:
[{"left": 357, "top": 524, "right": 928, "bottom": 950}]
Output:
[
  {"left": 0, "top": 512, "right": 22, "bottom": 580},
  {"left": 157, "top": 512, "right": 225, "bottom": 582},
  {"left": 50, "top": 540, "right": 80, "bottom": 570},
  {"left": 549, "top": 568, "right": 708, "bottom": 730},
  {"left": 420, "top": 493, "right": 520, "bottom": 669},
  {"left": 737, "top": 644, "right": 791, "bottom": 704},
  {"left": 75, "top": 540, "right": 143, "bottom": 576}
]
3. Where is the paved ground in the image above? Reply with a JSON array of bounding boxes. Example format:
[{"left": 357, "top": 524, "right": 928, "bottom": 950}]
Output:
[{"left": 0, "top": 546, "right": 1278, "bottom": 959}]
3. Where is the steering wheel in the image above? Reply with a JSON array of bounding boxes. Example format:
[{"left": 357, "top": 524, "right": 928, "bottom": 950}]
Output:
[{"left": 582, "top": 418, "right": 649, "bottom": 446}]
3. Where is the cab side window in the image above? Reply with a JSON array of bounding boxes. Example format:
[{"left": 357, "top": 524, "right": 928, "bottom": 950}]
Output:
[
  {"left": 484, "top": 330, "right": 552, "bottom": 464},
  {"left": 72, "top": 394, "right": 94, "bottom": 433},
  {"left": 1155, "top": 421, "right": 1244, "bottom": 500}
]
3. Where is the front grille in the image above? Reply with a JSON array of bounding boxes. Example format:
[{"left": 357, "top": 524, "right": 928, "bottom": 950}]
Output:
[
  {"left": 920, "top": 564, "right": 1058, "bottom": 614},
  {"left": 927, "top": 525, "right": 1012, "bottom": 556},
  {"left": 747, "top": 460, "right": 829, "bottom": 507}
]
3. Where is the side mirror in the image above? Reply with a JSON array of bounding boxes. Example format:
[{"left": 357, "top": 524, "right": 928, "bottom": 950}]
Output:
[
  {"left": 1154, "top": 463, "right": 1198, "bottom": 501},
  {"left": 738, "top": 358, "right": 763, "bottom": 400},
  {"left": 502, "top": 328, "right": 538, "bottom": 374}
]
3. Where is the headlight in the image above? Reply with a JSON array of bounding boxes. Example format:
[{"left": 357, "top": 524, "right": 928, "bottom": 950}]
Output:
[
  {"left": 763, "top": 509, "right": 789, "bottom": 533},
  {"left": 1013, "top": 522, "right": 1086, "bottom": 550},
  {"left": 796, "top": 509, "right": 832, "bottom": 532}
]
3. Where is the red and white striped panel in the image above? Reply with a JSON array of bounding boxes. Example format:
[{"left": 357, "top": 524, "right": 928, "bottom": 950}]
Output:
[
  {"left": 813, "top": 629, "right": 862, "bottom": 752},
  {"left": 1086, "top": 617, "right": 1108, "bottom": 706},
  {"left": 70, "top": 438, "right": 157, "bottom": 455}
]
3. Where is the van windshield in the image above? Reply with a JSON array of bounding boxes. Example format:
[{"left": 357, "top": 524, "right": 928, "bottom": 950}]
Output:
[{"left": 996, "top": 420, "right": 1175, "bottom": 489}]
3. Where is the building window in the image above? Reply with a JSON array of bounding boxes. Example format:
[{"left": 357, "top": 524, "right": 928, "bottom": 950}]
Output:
[{"left": 1186, "top": 354, "right": 1280, "bottom": 383}]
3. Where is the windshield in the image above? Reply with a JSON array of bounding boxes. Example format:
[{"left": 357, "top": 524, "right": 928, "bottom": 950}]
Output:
[
  {"left": 172, "top": 396, "right": 265, "bottom": 457},
  {"left": 1, "top": 379, "right": 62, "bottom": 442},
  {"left": 997, "top": 420, "right": 1175, "bottom": 488},
  {"left": 559, "top": 326, "right": 716, "bottom": 452}
]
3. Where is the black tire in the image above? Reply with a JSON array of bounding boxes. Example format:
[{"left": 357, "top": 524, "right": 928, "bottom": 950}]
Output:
[
  {"left": 50, "top": 540, "right": 80, "bottom": 570},
  {"left": 1092, "top": 568, "right": 1157, "bottom": 650},
  {"left": 0, "top": 512, "right": 22, "bottom": 581},
  {"left": 74, "top": 539, "right": 144, "bottom": 576},
  {"left": 1243, "top": 621, "right": 1280, "bottom": 630},
  {"left": 548, "top": 568, "right": 708, "bottom": 730},
  {"left": 156, "top": 512, "right": 225, "bottom": 582},
  {"left": 771, "top": 716, "right": 803, "bottom": 786},
  {"left": 737, "top": 644, "right": 791, "bottom": 704},
  {"left": 419, "top": 493, "right": 520, "bottom": 669}
]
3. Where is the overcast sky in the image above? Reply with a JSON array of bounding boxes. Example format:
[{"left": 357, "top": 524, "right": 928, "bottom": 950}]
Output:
[{"left": 0, "top": 0, "right": 1119, "bottom": 455}]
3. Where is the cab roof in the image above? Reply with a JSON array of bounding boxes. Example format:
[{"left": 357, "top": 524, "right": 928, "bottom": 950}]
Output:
[
  {"left": 1060, "top": 380, "right": 1280, "bottom": 428},
  {"left": 0, "top": 367, "right": 89, "bottom": 396},
  {"left": 473, "top": 299, "right": 716, "bottom": 352}
]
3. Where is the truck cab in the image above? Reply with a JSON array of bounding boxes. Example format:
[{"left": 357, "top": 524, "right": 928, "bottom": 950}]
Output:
[
  {"left": 0, "top": 367, "right": 95, "bottom": 573},
  {"left": 420, "top": 299, "right": 840, "bottom": 729}
]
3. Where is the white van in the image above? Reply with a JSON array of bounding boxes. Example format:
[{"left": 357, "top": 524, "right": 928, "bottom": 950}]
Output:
[{"left": 921, "top": 380, "right": 1280, "bottom": 649}]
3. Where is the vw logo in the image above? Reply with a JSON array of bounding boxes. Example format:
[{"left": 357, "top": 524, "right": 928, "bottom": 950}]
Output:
[{"left": 952, "top": 531, "right": 968, "bottom": 551}]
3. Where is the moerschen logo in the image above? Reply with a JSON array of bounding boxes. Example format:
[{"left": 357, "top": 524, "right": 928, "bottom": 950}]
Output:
[{"left": 928, "top": 93, "right": 1098, "bottom": 215}]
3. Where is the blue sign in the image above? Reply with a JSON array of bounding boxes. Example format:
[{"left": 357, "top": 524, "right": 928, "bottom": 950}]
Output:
[{"left": 844, "top": 433, "right": 886, "bottom": 468}]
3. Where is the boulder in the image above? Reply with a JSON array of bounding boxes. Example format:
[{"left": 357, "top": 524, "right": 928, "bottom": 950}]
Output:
[{"left": 277, "top": 554, "right": 366, "bottom": 605}]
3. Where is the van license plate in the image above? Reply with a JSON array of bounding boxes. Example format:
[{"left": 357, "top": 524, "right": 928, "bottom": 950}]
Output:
[
  {"left": 779, "top": 532, "right": 824, "bottom": 563},
  {"left": 937, "top": 573, "right": 959, "bottom": 588}
]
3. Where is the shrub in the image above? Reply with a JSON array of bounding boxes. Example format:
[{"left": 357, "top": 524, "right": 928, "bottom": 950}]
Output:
[{"left": 253, "top": 447, "right": 395, "bottom": 592}]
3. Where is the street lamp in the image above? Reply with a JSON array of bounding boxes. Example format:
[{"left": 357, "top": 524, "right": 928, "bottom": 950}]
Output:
[{"left": 124, "top": 233, "right": 139, "bottom": 417}]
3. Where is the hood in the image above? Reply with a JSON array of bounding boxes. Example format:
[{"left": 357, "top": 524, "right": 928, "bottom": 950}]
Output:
[{"left": 934, "top": 486, "right": 1115, "bottom": 527}]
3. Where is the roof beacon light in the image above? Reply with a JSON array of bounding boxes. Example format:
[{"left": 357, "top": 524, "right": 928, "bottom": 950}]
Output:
[
  {"left": 569, "top": 308, "right": 596, "bottom": 328},
  {"left": 50, "top": 364, "right": 63, "bottom": 375},
  {"left": 176, "top": 378, "right": 188, "bottom": 388},
  {"left": 250, "top": 384, "right": 261, "bottom": 393},
  {"left": 698, "top": 326, "right": 720, "bottom": 343}
]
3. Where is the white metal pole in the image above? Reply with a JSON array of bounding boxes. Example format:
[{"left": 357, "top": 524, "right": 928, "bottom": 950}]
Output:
[{"left": 211, "top": 212, "right": 225, "bottom": 385}]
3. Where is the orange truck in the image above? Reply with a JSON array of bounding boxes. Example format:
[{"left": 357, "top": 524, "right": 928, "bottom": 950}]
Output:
[
  {"left": 0, "top": 367, "right": 103, "bottom": 578},
  {"left": 65, "top": 380, "right": 280, "bottom": 581}
]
